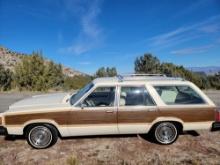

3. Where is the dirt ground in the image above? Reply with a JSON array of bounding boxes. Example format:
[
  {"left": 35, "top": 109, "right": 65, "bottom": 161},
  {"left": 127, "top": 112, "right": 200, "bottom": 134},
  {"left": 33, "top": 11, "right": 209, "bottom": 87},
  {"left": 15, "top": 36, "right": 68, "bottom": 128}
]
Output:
[{"left": 0, "top": 91, "right": 220, "bottom": 165}]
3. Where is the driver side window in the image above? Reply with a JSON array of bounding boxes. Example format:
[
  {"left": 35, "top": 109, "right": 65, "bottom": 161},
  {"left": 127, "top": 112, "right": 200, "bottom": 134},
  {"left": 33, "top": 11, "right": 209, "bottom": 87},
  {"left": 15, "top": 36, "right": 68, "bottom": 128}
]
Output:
[{"left": 81, "top": 86, "right": 116, "bottom": 107}]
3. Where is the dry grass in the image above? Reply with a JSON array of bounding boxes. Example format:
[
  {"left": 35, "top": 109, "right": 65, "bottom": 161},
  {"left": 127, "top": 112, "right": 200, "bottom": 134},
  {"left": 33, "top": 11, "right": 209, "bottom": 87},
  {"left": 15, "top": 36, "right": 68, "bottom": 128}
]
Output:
[{"left": 0, "top": 131, "right": 220, "bottom": 165}]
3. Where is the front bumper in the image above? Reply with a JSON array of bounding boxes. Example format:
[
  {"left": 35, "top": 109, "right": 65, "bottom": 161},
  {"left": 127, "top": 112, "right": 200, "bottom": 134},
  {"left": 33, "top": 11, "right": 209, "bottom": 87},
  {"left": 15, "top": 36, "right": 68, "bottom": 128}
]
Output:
[
  {"left": 0, "top": 126, "right": 7, "bottom": 135},
  {"left": 211, "top": 122, "right": 220, "bottom": 131}
]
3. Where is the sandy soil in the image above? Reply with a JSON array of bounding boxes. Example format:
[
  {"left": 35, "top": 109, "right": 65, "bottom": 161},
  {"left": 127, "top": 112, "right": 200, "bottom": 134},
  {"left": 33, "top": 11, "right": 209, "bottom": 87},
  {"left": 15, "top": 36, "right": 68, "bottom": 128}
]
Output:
[{"left": 0, "top": 91, "right": 220, "bottom": 165}]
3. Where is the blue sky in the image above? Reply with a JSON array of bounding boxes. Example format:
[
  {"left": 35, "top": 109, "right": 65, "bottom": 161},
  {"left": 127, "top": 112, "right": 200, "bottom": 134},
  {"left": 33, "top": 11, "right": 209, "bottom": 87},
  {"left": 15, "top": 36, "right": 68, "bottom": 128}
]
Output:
[{"left": 0, "top": 0, "right": 220, "bottom": 74}]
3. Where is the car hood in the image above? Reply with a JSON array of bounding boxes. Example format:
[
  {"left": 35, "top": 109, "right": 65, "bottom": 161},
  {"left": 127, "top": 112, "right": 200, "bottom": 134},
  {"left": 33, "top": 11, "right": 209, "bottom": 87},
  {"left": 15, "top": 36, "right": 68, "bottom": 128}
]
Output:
[{"left": 8, "top": 92, "right": 72, "bottom": 112}]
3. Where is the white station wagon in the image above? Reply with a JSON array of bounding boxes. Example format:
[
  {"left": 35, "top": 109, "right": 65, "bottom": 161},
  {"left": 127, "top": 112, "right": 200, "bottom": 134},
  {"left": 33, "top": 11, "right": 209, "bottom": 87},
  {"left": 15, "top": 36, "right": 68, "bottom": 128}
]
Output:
[{"left": 0, "top": 74, "right": 219, "bottom": 149}]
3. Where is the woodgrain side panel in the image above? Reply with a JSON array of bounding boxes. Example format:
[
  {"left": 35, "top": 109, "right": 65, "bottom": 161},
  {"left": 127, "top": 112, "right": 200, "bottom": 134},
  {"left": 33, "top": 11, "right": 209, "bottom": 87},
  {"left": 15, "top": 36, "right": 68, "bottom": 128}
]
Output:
[
  {"left": 67, "top": 110, "right": 117, "bottom": 125},
  {"left": 4, "top": 109, "right": 117, "bottom": 126},
  {"left": 5, "top": 111, "right": 69, "bottom": 125},
  {"left": 158, "top": 107, "right": 215, "bottom": 122},
  {"left": 4, "top": 107, "right": 215, "bottom": 126},
  {"left": 118, "top": 110, "right": 158, "bottom": 123},
  {"left": 118, "top": 107, "right": 215, "bottom": 123}
]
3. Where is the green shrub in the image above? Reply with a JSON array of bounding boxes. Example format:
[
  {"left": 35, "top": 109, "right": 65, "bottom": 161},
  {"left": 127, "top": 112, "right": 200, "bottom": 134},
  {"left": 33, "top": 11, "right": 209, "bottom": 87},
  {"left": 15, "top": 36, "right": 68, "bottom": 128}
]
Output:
[
  {"left": 64, "top": 75, "right": 92, "bottom": 90},
  {"left": 134, "top": 53, "right": 217, "bottom": 89},
  {"left": 0, "top": 64, "right": 13, "bottom": 91},
  {"left": 95, "top": 67, "right": 117, "bottom": 77},
  {"left": 14, "top": 52, "right": 64, "bottom": 91}
]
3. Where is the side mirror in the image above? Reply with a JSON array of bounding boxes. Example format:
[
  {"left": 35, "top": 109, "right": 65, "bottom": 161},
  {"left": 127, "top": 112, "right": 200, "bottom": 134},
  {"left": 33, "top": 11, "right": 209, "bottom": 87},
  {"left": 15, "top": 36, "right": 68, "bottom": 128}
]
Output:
[{"left": 79, "top": 102, "right": 86, "bottom": 109}]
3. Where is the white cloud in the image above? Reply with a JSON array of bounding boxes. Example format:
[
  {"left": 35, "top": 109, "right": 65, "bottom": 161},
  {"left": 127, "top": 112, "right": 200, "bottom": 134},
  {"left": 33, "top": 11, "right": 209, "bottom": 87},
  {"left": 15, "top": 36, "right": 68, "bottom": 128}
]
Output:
[
  {"left": 60, "top": 0, "right": 103, "bottom": 55},
  {"left": 199, "top": 24, "right": 220, "bottom": 33},
  {"left": 147, "top": 14, "right": 220, "bottom": 48},
  {"left": 170, "top": 44, "right": 214, "bottom": 55}
]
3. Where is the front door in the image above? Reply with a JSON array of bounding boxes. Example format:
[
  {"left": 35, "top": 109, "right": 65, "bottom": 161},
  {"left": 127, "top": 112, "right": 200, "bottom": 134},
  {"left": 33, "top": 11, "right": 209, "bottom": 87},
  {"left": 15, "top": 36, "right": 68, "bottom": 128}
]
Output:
[
  {"left": 117, "top": 85, "right": 158, "bottom": 134},
  {"left": 68, "top": 86, "right": 118, "bottom": 136}
]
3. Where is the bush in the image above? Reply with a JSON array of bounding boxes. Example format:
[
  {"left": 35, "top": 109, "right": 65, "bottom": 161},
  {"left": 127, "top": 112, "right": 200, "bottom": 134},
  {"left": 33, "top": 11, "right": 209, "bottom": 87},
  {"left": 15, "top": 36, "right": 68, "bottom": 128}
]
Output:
[
  {"left": 64, "top": 75, "right": 92, "bottom": 90},
  {"left": 135, "top": 54, "right": 160, "bottom": 74},
  {"left": 14, "top": 52, "right": 64, "bottom": 91},
  {"left": 95, "top": 67, "right": 117, "bottom": 77},
  {"left": 134, "top": 53, "right": 218, "bottom": 89},
  {"left": 208, "top": 73, "right": 220, "bottom": 90},
  {"left": 0, "top": 64, "right": 13, "bottom": 91}
]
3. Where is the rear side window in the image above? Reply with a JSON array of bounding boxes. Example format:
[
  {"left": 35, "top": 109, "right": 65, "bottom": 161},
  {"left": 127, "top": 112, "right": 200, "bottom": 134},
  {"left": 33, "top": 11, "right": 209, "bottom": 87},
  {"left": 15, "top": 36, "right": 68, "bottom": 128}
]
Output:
[
  {"left": 120, "top": 86, "right": 155, "bottom": 106},
  {"left": 154, "top": 85, "right": 205, "bottom": 105}
]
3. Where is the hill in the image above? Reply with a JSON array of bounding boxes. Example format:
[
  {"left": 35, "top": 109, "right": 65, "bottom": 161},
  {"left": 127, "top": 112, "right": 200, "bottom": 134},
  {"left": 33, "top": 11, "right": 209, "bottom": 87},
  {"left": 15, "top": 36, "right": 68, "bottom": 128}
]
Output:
[
  {"left": 0, "top": 46, "right": 85, "bottom": 77},
  {"left": 188, "top": 66, "right": 220, "bottom": 76}
]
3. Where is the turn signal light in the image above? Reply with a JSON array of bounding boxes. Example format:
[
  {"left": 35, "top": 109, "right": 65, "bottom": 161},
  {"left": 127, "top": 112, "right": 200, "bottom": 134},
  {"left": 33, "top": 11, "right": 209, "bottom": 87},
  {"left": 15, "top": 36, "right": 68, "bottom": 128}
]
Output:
[{"left": 215, "top": 108, "right": 220, "bottom": 122}]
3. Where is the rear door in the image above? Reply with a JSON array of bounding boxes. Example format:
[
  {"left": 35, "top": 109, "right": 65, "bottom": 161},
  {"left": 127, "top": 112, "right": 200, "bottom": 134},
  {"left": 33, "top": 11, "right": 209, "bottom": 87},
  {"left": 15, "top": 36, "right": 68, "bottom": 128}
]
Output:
[{"left": 117, "top": 85, "right": 158, "bottom": 134}]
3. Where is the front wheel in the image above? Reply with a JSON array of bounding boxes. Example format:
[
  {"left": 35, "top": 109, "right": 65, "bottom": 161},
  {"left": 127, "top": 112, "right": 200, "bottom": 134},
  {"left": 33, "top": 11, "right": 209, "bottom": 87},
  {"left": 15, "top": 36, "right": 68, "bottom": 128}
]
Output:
[
  {"left": 26, "top": 124, "right": 58, "bottom": 149},
  {"left": 153, "top": 122, "right": 179, "bottom": 145}
]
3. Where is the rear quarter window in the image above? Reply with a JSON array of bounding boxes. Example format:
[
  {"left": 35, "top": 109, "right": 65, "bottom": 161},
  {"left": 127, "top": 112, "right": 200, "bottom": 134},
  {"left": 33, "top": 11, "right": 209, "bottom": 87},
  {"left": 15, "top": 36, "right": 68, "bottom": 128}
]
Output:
[{"left": 154, "top": 85, "right": 206, "bottom": 105}]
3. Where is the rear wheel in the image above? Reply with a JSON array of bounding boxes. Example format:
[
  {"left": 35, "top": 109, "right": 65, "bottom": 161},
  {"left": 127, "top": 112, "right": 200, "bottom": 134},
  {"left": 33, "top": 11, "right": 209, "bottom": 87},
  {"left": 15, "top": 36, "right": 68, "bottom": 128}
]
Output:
[
  {"left": 26, "top": 124, "right": 58, "bottom": 149},
  {"left": 153, "top": 122, "right": 178, "bottom": 145}
]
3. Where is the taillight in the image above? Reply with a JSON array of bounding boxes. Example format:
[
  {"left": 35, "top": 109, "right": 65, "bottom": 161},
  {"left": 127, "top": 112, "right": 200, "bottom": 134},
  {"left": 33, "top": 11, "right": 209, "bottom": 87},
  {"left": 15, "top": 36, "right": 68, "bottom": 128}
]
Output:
[{"left": 215, "top": 108, "right": 220, "bottom": 122}]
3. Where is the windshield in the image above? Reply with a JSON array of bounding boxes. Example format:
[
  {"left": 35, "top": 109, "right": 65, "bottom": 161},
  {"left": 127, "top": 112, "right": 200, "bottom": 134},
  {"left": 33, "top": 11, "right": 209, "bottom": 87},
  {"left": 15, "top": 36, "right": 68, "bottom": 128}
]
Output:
[{"left": 70, "top": 82, "right": 94, "bottom": 105}]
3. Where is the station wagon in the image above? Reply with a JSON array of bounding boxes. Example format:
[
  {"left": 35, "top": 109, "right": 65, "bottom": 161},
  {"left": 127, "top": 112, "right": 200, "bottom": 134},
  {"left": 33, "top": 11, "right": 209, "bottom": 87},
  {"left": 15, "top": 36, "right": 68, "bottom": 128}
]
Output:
[{"left": 0, "top": 74, "right": 219, "bottom": 149}]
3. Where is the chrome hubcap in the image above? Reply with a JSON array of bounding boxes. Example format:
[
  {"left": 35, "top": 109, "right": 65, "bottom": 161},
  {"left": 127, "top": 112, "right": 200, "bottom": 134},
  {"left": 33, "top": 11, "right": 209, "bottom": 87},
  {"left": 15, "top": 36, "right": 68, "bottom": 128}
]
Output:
[
  {"left": 28, "top": 126, "right": 52, "bottom": 148},
  {"left": 155, "top": 123, "right": 177, "bottom": 144}
]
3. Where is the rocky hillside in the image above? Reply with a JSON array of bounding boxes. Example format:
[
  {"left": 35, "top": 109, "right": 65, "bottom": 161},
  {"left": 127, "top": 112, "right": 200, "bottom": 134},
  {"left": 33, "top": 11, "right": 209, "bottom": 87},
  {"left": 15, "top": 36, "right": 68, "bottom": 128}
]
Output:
[
  {"left": 62, "top": 66, "right": 85, "bottom": 77},
  {"left": 0, "top": 46, "right": 85, "bottom": 77},
  {"left": 0, "top": 46, "right": 22, "bottom": 70}
]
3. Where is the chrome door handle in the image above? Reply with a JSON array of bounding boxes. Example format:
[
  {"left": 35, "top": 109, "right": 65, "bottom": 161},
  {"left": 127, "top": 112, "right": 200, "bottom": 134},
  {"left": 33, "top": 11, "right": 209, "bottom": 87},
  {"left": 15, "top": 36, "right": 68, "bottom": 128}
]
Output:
[
  {"left": 106, "top": 110, "right": 114, "bottom": 113},
  {"left": 148, "top": 108, "right": 156, "bottom": 111}
]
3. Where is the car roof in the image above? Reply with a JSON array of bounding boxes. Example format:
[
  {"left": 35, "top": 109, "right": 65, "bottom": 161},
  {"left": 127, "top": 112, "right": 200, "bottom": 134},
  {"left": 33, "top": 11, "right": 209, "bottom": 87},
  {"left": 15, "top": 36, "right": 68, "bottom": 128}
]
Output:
[{"left": 92, "top": 75, "right": 187, "bottom": 85}]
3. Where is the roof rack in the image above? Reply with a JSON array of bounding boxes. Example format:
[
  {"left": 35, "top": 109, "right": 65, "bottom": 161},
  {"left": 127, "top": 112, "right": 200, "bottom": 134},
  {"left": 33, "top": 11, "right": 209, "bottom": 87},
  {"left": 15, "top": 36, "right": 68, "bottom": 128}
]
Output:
[
  {"left": 116, "top": 73, "right": 184, "bottom": 82},
  {"left": 121, "top": 73, "right": 166, "bottom": 77}
]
